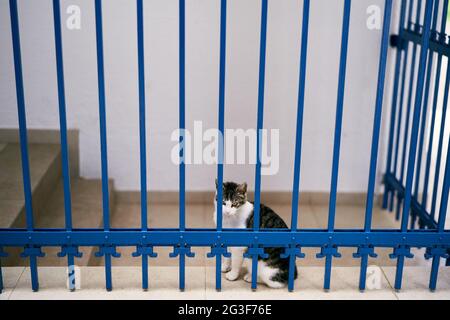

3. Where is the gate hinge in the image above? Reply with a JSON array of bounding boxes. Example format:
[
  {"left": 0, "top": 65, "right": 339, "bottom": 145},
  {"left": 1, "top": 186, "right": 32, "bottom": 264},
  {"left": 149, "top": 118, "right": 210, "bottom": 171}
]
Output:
[{"left": 390, "top": 34, "right": 407, "bottom": 51}]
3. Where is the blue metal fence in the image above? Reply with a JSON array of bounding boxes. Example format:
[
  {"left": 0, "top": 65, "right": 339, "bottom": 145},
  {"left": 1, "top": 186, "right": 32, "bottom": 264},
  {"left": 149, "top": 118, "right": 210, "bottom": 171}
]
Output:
[
  {"left": 383, "top": 0, "right": 450, "bottom": 291},
  {"left": 0, "top": 0, "right": 449, "bottom": 294}
]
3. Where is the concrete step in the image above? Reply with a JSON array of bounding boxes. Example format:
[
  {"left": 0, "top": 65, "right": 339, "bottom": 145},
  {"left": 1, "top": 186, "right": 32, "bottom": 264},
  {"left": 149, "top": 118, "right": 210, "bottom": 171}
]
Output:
[
  {"left": 0, "top": 143, "right": 61, "bottom": 228},
  {"left": 2, "top": 178, "right": 115, "bottom": 267}
]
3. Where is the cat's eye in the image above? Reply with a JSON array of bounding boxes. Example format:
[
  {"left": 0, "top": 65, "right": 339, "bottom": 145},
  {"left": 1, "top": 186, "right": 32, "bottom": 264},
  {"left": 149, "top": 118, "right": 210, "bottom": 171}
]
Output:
[{"left": 222, "top": 201, "right": 226, "bottom": 205}]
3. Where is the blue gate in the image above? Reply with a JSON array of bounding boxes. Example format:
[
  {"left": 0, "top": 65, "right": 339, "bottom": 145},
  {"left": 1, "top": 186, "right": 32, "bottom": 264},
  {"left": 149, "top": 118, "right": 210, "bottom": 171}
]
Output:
[{"left": 0, "top": 0, "right": 449, "bottom": 294}]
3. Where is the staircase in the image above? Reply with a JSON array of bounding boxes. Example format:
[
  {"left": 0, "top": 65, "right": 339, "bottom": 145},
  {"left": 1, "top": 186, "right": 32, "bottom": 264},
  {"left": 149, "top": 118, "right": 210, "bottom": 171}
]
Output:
[{"left": 0, "top": 138, "right": 115, "bottom": 266}]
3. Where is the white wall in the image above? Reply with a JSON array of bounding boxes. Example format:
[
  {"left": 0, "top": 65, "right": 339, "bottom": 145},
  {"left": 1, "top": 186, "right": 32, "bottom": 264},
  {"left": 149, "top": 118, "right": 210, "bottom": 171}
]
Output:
[{"left": 0, "top": 0, "right": 395, "bottom": 193}]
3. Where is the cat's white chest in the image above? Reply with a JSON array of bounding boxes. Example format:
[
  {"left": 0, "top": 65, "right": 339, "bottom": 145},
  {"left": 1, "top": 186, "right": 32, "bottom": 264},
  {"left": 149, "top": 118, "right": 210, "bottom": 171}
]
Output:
[{"left": 214, "top": 201, "right": 253, "bottom": 229}]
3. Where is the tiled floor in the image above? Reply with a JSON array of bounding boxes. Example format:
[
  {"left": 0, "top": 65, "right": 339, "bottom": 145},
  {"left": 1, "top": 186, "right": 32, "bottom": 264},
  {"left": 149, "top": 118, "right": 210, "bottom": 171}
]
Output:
[{"left": 1, "top": 266, "right": 449, "bottom": 300}]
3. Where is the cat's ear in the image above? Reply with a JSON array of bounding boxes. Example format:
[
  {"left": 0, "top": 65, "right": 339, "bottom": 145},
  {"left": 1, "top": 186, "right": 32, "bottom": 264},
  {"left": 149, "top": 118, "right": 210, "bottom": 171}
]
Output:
[{"left": 237, "top": 182, "right": 247, "bottom": 194}]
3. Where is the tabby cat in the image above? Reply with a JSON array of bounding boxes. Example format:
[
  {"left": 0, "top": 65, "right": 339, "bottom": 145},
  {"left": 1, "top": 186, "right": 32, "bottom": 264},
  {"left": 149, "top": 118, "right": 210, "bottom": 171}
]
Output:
[{"left": 213, "top": 180, "right": 297, "bottom": 288}]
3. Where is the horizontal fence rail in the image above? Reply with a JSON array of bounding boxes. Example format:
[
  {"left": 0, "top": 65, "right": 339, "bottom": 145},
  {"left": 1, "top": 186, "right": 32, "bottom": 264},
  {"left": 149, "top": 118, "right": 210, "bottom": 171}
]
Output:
[{"left": 0, "top": 0, "right": 449, "bottom": 295}]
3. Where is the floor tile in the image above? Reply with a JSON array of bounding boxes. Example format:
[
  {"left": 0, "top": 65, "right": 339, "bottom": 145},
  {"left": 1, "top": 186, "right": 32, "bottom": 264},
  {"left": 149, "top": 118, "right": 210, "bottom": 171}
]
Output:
[
  {"left": 0, "top": 266, "right": 25, "bottom": 300},
  {"left": 382, "top": 266, "right": 450, "bottom": 300},
  {"left": 9, "top": 266, "right": 206, "bottom": 300},
  {"left": 310, "top": 205, "right": 398, "bottom": 229},
  {"left": 205, "top": 266, "right": 397, "bottom": 300}
]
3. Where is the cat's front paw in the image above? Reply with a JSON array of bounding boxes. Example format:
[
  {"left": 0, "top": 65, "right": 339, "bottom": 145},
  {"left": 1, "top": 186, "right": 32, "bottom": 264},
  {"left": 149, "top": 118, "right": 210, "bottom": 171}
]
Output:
[
  {"left": 225, "top": 270, "right": 240, "bottom": 281},
  {"left": 221, "top": 264, "right": 231, "bottom": 273},
  {"left": 243, "top": 273, "right": 252, "bottom": 283}
]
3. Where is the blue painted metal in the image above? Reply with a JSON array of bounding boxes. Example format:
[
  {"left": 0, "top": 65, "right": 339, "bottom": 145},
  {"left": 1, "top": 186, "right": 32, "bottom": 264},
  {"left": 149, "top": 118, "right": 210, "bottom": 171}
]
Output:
[
  {"left": 395, "top": 0, "right": 434, "bottom": 291},
  {"left": 177, "top": 0, "right": 188, "bottom": 292},
  {"left": 52, "top": 0, "right": 72, "bottom": 232},
  {"left": 212, "top": 0, "right": 227, "bottom": 292},
  {"left": 320, "top": 0, "right": 351, "bottom": 291},
  {"left": 386, "top": 0, "right": 450, "bottom": 234},
  {"left": 288, "top": 0, "right": 310, "bottom": 292},
  {"left": 136, "top": 0, "right": 150, "bottom": 291},
  {"left": 413, "top": 0, "right": 440, "bottom": 211},
  {"left": 401, "top": 28, "right": 450, "bottom": 57},
  {"left": 397, "top": 0, "right": 423, "bottom": 222},
  {"left": 52, "top": 0, "right": 81, "bottom": 291},
  {"left": 391, "top": 30, "right": 410, "bottom": 216},
  {"left": 94, "top": 0, "right": 118, "bottom": 292},
  {"left": 249, "top": 0, "right": 268, "bottom": 291},
  {"left": 429, "top": 64, "right": 450, "bottom": 219},
  {"left": 359, "top": 0, "right": 393, "bottom": 291},
  {"left": 412, "top": 0, "right": 442, "bottom": 230},
  {"left": 179, "top": 0, "right": 186, "bottom": 233},
  {"left": 385, "top": 173, "right": 438, "bottom": 229},
  {"left": 1, "top": 229, "right": 450, "bottom": 247},
  {"left": 422, "top": 0, "right": 449, "bottom": 215},
  {"left": 428, "top": 152, "right": 450, "bottom": 282},
  {"left": 94, "top": 0, "right": 111, "bottom": 232},
  {"left": 391, "top": 0, "right": 413, "bottom": 216},
  {"left": 383, "top": 0, "right": 407, "bottom": 211},
  {"left": 9, "top": 0, "right": 41, "bottom": 292},
  {"left": 2, "top": 0, "right": 450, "bottom": 295}
]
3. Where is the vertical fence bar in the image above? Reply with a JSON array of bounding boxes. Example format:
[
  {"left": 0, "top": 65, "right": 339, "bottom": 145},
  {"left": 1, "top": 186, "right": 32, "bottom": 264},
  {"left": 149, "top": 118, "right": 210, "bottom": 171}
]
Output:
[
  {"left": 178, "top": 0, "right": 186, "bottom": 291},
  {"left": 9, "top": 0, "right": 40, "bottom": 292},
  {"left": 136, "top": 0, "right": 149, "bottom": 291},
  {"left": 395, "top": 0, "right": 434, "bottom": 291},
  {"left": 392, "top": 0, "right": 413, "bottom": 215},
  {"left": 360, "top": 0, "right": 393, "bottom": 291},
  {"left": 430, "top": 60, "right": 450, "bottom": 219},
  {"left": 411, "top": 0, "right": 440, "bottom": 229},
  {"left": 52, "top": 0, "right": 77, "bottom": 291},
  {"left": 53, "top": 0, "right": 73, "bottom": 233},
  {"left": 412, "top": 0, "right": 440, "bottom": 206},
  {"left": 422, "top": 0, "right": 448, "bottom": 212},
  {"left": 397, "top": 0, "right": 423, "bottom": 220},
  {"left": 323, "top": 0, "right": 351, "bottom": 291},
  {"left": 94, "top": 0, "right": 113, "bottom": 291},
  {"left": 215, "top": 0, "right": 227, "bottom": 292},
  {"left": 383, "top": 0, "right": 407, "bottom": 211},
  {"left": 251, "top": 0, "right": 268, "bottom": 291},
  {"left": 289, "top": 0, "right": 310, "bottom": 292},
  {"left": 429, "top": 135, "right": 450, "bottom": 290}
]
